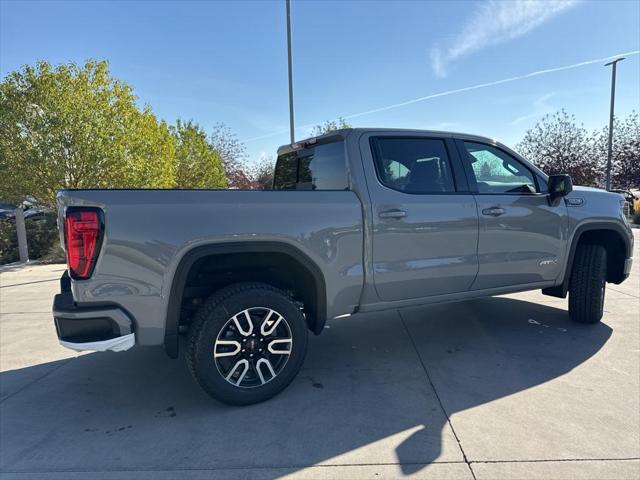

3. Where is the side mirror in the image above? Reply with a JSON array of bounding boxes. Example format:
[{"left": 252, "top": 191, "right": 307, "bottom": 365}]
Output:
[{"left": 547, "top": 174, "right": 573, "bottom": 205}]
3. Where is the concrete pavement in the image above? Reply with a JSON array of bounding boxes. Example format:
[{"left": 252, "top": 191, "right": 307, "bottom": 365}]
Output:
[{"left": 1, "top": 233, "right": 638, "bottom": 479}]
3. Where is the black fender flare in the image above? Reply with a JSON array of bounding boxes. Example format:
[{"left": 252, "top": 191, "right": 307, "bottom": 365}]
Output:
[
  {"left": 543, "top": 221, "right": 632, "bottom": 298},
  {"left": 164, "top": 241, "right": 327, "bottom": 358}
]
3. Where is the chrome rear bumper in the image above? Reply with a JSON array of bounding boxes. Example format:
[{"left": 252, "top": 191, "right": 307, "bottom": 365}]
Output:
[{"left": 59, "top": 333, "right": 135, "bottom": 352}]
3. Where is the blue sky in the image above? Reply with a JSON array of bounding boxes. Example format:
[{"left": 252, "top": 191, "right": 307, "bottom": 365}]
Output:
[{"left": 1, "top": 0, "right": 639, "bottom": 164}]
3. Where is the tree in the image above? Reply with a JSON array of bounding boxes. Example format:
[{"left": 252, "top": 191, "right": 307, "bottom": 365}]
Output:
[
  {"left": 479, "top": 162, "right": 494, "bottom": 179},
  {"left": 250, "top": 155, "right": 276, "bottom": 190},
  {"left": 516, "top": 110, "right": 598, "bottom": 186},
  {"left": 591, "top": 111, "right": 639, "bottom": 189},
  {"left": 209, "top": 123, "right": 249, "bottom": 189},
  {"left": 613, "top": 112, "right": 640, "bottom": 189},
  {"left": 171, "top": 119, "right": 226, "bottom": 189},
  {"left": 0, "top": 60, "right": 175, "bottom": 207},
  {"left": 310, "top": 117, "right": 351, "bottom": 137}
]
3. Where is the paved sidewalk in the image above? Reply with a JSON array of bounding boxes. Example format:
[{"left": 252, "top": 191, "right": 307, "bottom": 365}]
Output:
[{"left": 0, "top": 234, "right": 638, "bottom": 479}]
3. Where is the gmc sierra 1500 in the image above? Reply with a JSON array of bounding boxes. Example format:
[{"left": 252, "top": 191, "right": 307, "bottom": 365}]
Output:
[{"left": 53, "top": 128, "right": 633, "bottom": 405}]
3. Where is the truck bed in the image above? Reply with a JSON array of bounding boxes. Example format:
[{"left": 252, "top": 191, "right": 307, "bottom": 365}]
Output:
[{"left": 57, "top": 189, "right": 365, "bottom": 345}]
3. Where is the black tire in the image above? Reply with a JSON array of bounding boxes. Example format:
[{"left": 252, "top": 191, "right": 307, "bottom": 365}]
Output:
[
  {"left": 186, "top": 282, "right": 308, "bottom": 405},
  {"left": 569, "top": 244, "right": 607, "bottom": 324}
]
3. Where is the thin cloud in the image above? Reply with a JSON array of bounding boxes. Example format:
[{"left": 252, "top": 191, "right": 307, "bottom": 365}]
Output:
[
  {"left": 431, "top": 0, "right": 578, "bottom": 77},
  {"left": 510, "top": 92, "right": 555, "bottom": 125},
  {"left": 245, "top": 50, "right": 639, "bottom": 143},
  {"left": 341, "top": 51, "right": 638, "bottom": 120}
]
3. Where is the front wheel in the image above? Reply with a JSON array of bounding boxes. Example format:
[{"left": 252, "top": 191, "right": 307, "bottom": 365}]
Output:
[
  {"left": 569, "top": 244, "right": 607, "bottom": 324},
  {"left": 187, "top": 283, "right": 308, "bottom": 405}
]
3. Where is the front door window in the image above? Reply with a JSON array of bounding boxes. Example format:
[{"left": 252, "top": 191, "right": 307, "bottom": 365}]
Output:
[{"left": 463, "top": 142, "right": 536, "bottom": 194}]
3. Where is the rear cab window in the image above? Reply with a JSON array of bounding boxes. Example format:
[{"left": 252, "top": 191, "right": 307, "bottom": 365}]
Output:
[{"left": 273, "top": 140, "right": 348, "bottom": 190}]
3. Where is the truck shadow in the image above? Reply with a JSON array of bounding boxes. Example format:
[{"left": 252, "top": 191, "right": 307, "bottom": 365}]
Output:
[{"left": 0, "top": 297, "right": 612, "bottom": 476}]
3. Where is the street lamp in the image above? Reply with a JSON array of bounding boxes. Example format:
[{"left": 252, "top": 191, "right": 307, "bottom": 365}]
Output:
[
  {"left": 286, "top": 0, "right": 295, "bottom": 145},
  {"left": 604, "top": 57, "right": 625, "bottom": 191}
]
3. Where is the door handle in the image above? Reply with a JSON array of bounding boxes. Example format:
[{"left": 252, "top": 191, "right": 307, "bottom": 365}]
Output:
[
  {"left": 379, "top": 209, "right": 407, "bottom": 219},
  {"left": 482, "top": 207, "right": 505, "bottom": 217}
]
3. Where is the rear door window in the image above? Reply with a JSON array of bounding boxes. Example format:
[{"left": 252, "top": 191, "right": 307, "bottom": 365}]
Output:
[{"left": 370, "top": 137, "right": 456, "bottom": 194}]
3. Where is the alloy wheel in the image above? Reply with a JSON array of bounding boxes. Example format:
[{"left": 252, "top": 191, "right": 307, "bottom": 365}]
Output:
[{"left": 214, "top": 307, "right": 293, "bottom": 388}]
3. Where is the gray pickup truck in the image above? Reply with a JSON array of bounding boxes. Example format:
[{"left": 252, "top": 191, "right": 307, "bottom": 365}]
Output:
[{"left": 53, "top": 128, "right": 633, "bottom": 405}]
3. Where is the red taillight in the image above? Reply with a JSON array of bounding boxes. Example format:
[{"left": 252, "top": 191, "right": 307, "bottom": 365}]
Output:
[{"left": 64, "top": 208, "right": 103, "bottom": 279}]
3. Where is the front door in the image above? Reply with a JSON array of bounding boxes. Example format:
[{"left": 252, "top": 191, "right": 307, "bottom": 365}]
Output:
[
  {"left": 457, "top": 140, "right": 568, "bottom": 290},
  {"left": 361, "top": 134, "right": 479, "bottom": 302}
]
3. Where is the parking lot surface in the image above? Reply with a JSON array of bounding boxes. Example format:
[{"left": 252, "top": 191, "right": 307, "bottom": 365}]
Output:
[{"left": 1, "top": 231, "right": 638, "bottom": 479}]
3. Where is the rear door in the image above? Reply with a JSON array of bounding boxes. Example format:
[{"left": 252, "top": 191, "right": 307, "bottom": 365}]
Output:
[
  {"left": 360, "top": 133, "right": 479, "bottom": 301},
  {"left": 456, "top": 140, "right": 568, "bottom": 290}
]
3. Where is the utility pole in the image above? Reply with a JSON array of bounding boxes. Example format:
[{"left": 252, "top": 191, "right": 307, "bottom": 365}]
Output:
[
  {"left": 286, "top": 0, "right": 295, "bottom": 145},
  {"left": 604, "top": 57, "right": 625, "bottom": 191}
]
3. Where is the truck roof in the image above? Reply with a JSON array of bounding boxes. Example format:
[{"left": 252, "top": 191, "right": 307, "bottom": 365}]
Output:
[{"left": 276, "top": 128, "right": 502, "bottom": 155}]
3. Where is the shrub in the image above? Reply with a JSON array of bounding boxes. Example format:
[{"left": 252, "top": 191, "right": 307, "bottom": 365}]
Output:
[
  {"left": 0, "top": 219, "right": 19, "bottom": 264},
  {"left": 40, "top": 242, "right": 66, "bottom": 264},
  {"left": 0, "top": 213, "right": 61, "bottom": 264}
]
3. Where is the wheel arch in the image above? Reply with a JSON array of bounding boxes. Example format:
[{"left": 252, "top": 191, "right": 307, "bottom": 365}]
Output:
[
  {"left": 543, "top": 221, "right": 632, "bottom": 298},
  {"left": 164, "top": 242, "right": 327, "bottom": 358}
]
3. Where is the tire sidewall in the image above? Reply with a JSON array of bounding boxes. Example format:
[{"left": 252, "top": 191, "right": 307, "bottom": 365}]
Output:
[
  {"left": 597, "top": 264, "right": 606, "bottom": 318},
  {"left": 569, "top": 244, "right": 607, "bottom": 324}
]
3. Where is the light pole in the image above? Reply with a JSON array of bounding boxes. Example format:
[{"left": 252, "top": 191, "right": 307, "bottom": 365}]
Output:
[
  {"left": 604, "top": 57, "right": 624, "bottom": 191},
  {"left": 286, "top": 0, "right": 295, "bottom": 145}
]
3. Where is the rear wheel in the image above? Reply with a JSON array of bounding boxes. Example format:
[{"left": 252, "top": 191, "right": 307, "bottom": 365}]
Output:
[
  {"left": 187, "top": 283, "right": 308, "bottom": 405},
  {"left": 569, "top": 244, "right": 607, "bottom": 324}
]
